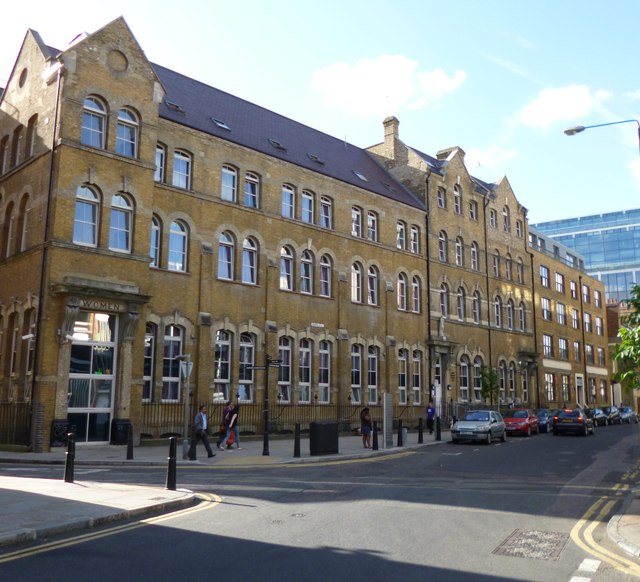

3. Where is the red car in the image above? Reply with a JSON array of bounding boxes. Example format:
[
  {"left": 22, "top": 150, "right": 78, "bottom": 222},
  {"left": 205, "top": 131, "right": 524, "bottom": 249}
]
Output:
[{"left": 503, "top": 408, "right": 540, "bottom": 436}]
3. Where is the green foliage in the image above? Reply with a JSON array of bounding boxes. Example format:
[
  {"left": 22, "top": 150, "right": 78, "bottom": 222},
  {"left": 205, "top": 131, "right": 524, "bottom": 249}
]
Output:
[
  {"left": 613, "top": 284, "right": 640, "bottom": 390},
  {"left": 480, "top": 366, "right": 500, "bottom": 406}
]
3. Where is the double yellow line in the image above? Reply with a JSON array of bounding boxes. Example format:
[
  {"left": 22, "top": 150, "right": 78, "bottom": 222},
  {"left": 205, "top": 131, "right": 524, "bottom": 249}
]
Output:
[
  {"left": 0, "top": 492, "right": 219, "bottom": 564},
  {"left": 570, "top": 474, "right": 640, "bottom": 577}
]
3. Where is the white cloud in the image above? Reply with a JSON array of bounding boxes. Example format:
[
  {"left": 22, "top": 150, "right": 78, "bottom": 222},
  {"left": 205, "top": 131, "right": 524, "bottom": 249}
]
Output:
[
  {"left": 466, "top": 145, "right": 518, "bottom": 173},
  {"left": 485, "top": 55, "right": 528, "bottom": 77},
  {"left": 624, "top": 90, "right": 640, "bottom": 101},
  {"left": 310, "top": 55, "right": 466, "bottom": 117},
  {"left": 517, "top": 85, "right": 611, "bottom": 131}
]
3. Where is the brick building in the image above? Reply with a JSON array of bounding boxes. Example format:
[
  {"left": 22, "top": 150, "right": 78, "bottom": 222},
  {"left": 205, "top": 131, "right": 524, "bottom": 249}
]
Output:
[{"left": 0, "top": 18, "right": 610, "bottom": 451}]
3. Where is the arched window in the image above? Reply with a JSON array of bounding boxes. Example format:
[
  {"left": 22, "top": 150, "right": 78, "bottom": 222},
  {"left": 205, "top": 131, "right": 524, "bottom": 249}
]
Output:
[
  {"left": 367, "top": 266, "right": 379, "bottom": 306},
  {"left": 503, "top": 205, "right": 511, "bottom": 232},
  {"left": 398, "top": 349, "right": 408, "bottom": 405},
  {"left": 412, "top": 350, "right": 422, "bottom": 405},
  {"left": 351, "top": 344, "right": 363, "bottom": 403},
  {"left": 300, "top": 250, "right": 314, "bottom": 294},
  {"left": 457, "top": 287, "right": 466, "bottom": 321},
  {"left": 155, "top": 144, "right": 166, "bottom": 183},
  {"left": 299, "top": 338, "right": 312, "bottom": 403},
  {"left": 302, "top": 191, "right": 315, "bottom": 224},
  {"left": 81, "top": 96, "right": 106, "bottom": 148},
  {"left": 507, "top": 299, "right": 515, "bottom": 330},
  {"left": 397, "top": 221, "right": 407, "bottom": 250},
  {"left": 499, "top": 361, "right": 507, "bottom": 402},
  {"left": 320, "top": 197, "right": 333, "bottom": 229},
  {"left": 217, "top": 232, "right": 235, "bottom": 280},
  {"left": 351, "top": 263, "right": 363, "bottom": 303},
  {"left": 115, "top": 108, "right": 139, "bottom": 158},
  {"left": 471, "top": 241, "right": 479, "bottom": 271},
  {"left": 318, "top": 340, "right": 331, "bottom": 403},
  {"left": 473, "top": 357, "right": 483, "bottom": 401},
  {"left": 271, "top": 338, "right": 291, "bottom": 399},
  {"left": 282, "top": 184, "right": 295, "bottom": 218},
  {"left": 517, "top": 259, "right": 524, "bottom": 284},
  {"left": 150, "top": 215, "right": 162, "bottom": 267},
  {"left": 244, "top": 172, "right": 260, "bottom": 208},
  {"left": 494, "top": 296, "right": 502, "bottom": 327},
  {"left": 460, "top": 356, "right": 470, "bottom": 401},
  {"left": 162, "top": 325, "right": 183, "bottom": 401},
  {"left": 2, "top": 202, "right": 14, "bottom": 258},
  {"left": 172, "top": 150, "right": 192, "bottom": 190},
  {"left": 453, "top": 184, "right": 462, "bottom": 214},
  {"left": 9, "top": 126, "right": 19, "bottom": 167},
  {"left": 440, "top": 283, "right": 449, "bottom": 318},
  {"left": 438, "top": 231, "right": 448, "bottom": 262},
  {"left": 509, "top": 362, "right": 516, "bottom": 403},
  {"left": 143, "top": 323, "right": 157, "bottom": 401},
  {"left": 519, "top": 301, "right": 526, "bottom": 331},
  {"left": 455, "top": 236, "right": 464, "bottom": 266},
  {"left": 0, "top": 135, "right": 9, "bottom": 174},
  {"left": 397, "top": 273, "right": 408, "bottom": 310},
  {"left": 351, "top": 206, "right": 362, "bottom": 237},
  {"left": 214, "top": 330, "right": 232, "bottom": 400},
  {"left": 280, "top": 246, "right": 294, "bottom": 290},
  {"left": 319, "top": 254, "right": 332, "bottom": 297},
  {"left": 221, "top": 165, "right": 237, "bottom": 202},
  {"left": 17, "top": 194, "right": 29, "bottom": 252},
  {"left": 73, "top": 186, "right": 99, "bottom": 247},
  {"left": 25, "top": 114, "right": 37, "bottom": 159},
  {"left": 472, "top": 291, "right": 481, "bottom": 324},
  {"left": 238, "top": 332, "right": 255, "bottom": 402},
  {"left": 505, "top": 254, "right": 513, "bottom": 280},
  {"left": 493, "top": 250, "right": 500, "bottom": 277},
  {"left": 109, "top": 194, "right": 133, "bottom": 252},
  {"left": 168, "top": 220, "right": 188, "bottom": 272},
  {"left": 411, "top": 276, "right": 421, "bottom": 313},
  {"left": 368, "top": 346, "right": 379, "bottom": 404},
  {"left": 242, "top": 238, "right": 258, "bottom": 284}
]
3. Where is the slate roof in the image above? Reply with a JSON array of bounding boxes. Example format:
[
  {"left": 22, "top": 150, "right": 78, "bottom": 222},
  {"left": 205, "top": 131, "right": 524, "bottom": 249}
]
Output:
[{"left": 151, "top": 63, "right": 425, "bottom": 210}]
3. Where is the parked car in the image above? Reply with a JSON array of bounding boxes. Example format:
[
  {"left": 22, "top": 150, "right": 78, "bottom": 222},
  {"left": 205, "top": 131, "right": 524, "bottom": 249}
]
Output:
[
  {"left": 536, "top": 409, "right": 553, "bottom": 433},
  {"left": 451, "top": 410, "right": 506, "bottom": 445},
  {"left": 619, "top": 406, "right": 638, "bottom": 424},
  {"left": 602, "top": 405, "right": 622, "bottom": 425},
  {"left": 553, "top": 408, "right": 595, "bottom": 436},
  {"left": 584, "top": 407, "right": 608, "bottom": 427},
  {"left": 503, "top": 408, "right": 539, "bottom": 436}
]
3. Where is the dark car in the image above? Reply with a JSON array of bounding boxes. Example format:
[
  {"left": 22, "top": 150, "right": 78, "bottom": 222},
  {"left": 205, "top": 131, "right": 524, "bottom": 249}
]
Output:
[
  {"left": 602, "top": 405, "right": 622, "bottom": 425},
  {"left": 553, "top": 408, "right": 595, "bottom": 436},
  {"left": 620, "top": 406, "right": 638, "bottom": 424},
  {"left": 584, "top": 407, "right": 608, "bottom": 427},
  {"left": 536, "top": 409, "right": 553, "bottom": 433}
]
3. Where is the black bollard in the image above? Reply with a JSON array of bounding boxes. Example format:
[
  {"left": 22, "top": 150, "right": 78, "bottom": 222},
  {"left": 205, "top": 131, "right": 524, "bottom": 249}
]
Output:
[
  {"left": 418, "top": 417, "right": 424, "bottom": 444},
  {"left": 166, "top": 436, "right": 177, "bottom": 491},
  {"left": 397, "top": 419, "right": 404, "bottom": 447},
  {"left": 293, "top": 423, "right": 301, "bottom": 458},
  {"left": 126, "top": 423, "right": 134, "bottom": 460},
  {"left": 372, "top": 420, "right": 379, "bottom": 451},
  {"left": 64, "top": 432, "right": 75, "bottom": 483},
  {"left": 436, "top": 416, "right": 441, "bottom": 441}
]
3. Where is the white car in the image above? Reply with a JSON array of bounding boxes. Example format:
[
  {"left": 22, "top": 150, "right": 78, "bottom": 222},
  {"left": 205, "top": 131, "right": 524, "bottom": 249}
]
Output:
[{"left": 451, "top": 410, "right": 506, "bottom": 445}]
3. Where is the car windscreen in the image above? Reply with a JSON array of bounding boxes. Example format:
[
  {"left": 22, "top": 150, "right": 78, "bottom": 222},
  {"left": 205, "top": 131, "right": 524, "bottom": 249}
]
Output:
[
  {"left": 502, "top": 410, "right": 528, "bottom": 418},
  {"left": 557, "top": 410, "right": 579, "bottom": 419},
  {"left": 464, "top": 412, "right": 489, "bottom": 422}
]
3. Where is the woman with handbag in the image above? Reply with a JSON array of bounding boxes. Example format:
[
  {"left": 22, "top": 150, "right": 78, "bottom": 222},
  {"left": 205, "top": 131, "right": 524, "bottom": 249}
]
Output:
[{"left": 216, "top": 400, "right": 232, "bottom": 449}]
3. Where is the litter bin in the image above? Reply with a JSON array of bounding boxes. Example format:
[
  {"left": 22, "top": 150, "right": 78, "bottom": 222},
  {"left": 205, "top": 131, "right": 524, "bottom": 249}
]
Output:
[{"left": 309, "top": 421, "right": 339, "bottom": 456}]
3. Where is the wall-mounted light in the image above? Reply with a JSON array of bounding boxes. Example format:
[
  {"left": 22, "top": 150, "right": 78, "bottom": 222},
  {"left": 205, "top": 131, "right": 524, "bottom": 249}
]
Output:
[{"left": 21, "top": 333, "right": 35, "bottom": 341}]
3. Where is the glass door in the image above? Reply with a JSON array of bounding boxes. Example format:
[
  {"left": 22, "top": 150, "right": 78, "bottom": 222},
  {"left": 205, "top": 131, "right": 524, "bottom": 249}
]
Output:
[{"left": 67, "top": 311, "right": 117, "bottom": 442}]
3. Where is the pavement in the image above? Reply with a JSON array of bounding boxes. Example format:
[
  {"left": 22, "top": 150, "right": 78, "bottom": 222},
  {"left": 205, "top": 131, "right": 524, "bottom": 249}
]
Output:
[{"left": 0, "top": 430, "right": 639, "bottom": 561}]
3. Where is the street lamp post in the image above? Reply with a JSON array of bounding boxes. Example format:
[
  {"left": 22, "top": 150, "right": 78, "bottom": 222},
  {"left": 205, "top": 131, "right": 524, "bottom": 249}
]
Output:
[{"left": 564, "top": 119, "right": 640, "bottom": 156}]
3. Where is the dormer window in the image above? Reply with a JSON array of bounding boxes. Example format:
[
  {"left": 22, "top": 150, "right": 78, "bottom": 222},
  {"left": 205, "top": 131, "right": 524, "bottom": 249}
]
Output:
[
  {"left": 353, "top": 170, "right": 368, "bottom": 181},
  {"left": 269, "top": 138, "right": 287, "bottom": 152},
  {"left": 307, "top": 153, "right": 324, "bottom": 165},
  {"left": 212, "top": 117, "right": 230, "bottom": 131},
  {"left": 165, "top": 101, "right": 185, "bottom": 114}
]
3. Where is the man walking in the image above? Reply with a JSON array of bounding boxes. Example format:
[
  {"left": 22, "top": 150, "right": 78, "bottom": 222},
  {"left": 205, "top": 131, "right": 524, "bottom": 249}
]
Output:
[{"left": 189, "top": 405, "right": 216, "bottom": 459}]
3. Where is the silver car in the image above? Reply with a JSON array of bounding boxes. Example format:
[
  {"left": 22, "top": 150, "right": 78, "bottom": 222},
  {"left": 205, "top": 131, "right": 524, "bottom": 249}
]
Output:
[{"left": 451, "top": 410, "right": 506, "bottom": 445}]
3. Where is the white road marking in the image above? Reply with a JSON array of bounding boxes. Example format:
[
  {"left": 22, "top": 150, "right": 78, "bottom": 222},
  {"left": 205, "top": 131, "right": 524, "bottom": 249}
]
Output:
[{"left": 578, "top": 558, "right": 600, "bottom": 573}]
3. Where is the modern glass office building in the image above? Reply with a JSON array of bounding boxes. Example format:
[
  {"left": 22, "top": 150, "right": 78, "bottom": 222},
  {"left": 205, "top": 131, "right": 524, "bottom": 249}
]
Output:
[{"left": 532, "top": 208, "right": 640, "bottom": 302}]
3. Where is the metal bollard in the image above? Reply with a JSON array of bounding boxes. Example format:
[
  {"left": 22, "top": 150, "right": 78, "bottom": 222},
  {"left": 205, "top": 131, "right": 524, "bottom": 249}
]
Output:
[
  {"left": 397, "top": 419, "right": 404, "bottom": 447},
  {"left": 293, "top": 423, "right": 301, "bottom": 458},
  {"left": 64, "top": 432, "right": 75, "bottom": 483},
  {"left": 166, "top": 436, "right": 177, "bottom": 491},
  {"left": 436, "top": 416, "right": 441, "bottom": 441},
  {"left": 418, "top": 417, "right": 424, "bottom": 444},
  {"left": 126, "top": 424, "right": 134, "bottom": 460},
  {"left": 372, "top": 420, "right": 379, "bottom": 451}
]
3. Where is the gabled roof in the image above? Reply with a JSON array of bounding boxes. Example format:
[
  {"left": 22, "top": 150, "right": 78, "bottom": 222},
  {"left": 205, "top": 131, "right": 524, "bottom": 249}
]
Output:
[{"left": 152, "top": 63, "right": 425, "bottom": 210}]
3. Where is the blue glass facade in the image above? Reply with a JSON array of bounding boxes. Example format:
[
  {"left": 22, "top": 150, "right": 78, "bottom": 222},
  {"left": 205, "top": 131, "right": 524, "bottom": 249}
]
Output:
[{"left": 532, "top": 208, "right": 640, "bottom": 302}]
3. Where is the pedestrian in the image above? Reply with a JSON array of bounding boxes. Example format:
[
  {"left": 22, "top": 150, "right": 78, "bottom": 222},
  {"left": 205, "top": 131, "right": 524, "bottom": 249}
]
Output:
[
  {"left": 360, "top": 407, "right": 372, "bottom": 449},
  {"left": 216, "top": 400, "right": 232, "bottom": 449},
  {"left": 220, "top": 400, "right": 241, "bottom": 451},
  {"left": 189, "top": 405, "right": 216, "bottom": 459},
  {"left": 426, "top": 401, "right": 435, "bottom": 434}
]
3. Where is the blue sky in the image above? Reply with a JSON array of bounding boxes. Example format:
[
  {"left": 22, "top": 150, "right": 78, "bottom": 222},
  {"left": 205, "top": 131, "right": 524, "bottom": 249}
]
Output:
[{"left": 3, "top": 0, "right": 640, "bottom": 223}]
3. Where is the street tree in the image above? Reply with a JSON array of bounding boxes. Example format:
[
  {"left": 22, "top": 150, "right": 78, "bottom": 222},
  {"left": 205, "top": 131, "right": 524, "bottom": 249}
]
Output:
[
  {"left": 480, "top": 366, "right": 500, "bottom": 407},
  {"left": 613, "top": 283, "right": 640, "bottom": 393}
]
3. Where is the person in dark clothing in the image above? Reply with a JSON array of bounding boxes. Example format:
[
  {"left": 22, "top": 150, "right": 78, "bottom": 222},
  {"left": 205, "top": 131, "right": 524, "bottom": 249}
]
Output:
[
  {"left": 216, "top": 400, "right": 232, "bottom": 449},
  {"left": 360, "top": 407, "right": 373, "bottom": 448},
  {"left": 426, "top": 401, "right": 436, "bottom": 434},
  {"left": 189, "top": 405, "right": 215, "bottom": 459},
  {"left": 220, "top": 401, "right": 241, "bottom": 451}
]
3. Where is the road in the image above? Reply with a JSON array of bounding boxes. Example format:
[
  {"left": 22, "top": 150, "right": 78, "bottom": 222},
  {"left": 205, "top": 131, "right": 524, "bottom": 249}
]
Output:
[{"left": 1, "top": 424, "right": 639, "bottom": 581}]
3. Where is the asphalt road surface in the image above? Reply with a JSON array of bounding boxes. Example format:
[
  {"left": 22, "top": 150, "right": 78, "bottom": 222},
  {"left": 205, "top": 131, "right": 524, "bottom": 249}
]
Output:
[{"left": 1, "top": 423, "right": 639, "bottom": 582}]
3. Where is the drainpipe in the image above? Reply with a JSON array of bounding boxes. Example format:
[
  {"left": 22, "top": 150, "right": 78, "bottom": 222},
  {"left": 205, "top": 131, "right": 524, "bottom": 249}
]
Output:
[{"left": 31, "top": 60, "right": 63, "bottom": 452}]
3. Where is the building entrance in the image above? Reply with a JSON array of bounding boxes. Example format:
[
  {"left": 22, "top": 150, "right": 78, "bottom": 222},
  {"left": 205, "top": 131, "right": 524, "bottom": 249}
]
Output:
[{"left": 67, "top": 311, "right": 117, "bottom": 442}]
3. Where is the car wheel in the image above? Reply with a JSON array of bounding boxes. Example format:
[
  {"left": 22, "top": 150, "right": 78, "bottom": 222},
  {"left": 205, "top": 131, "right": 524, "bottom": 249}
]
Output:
[
  {"left": 486, "top": 431, "right": 492, "bottom": 445},
  {"left": 526, "top": 426, "right": 531, "bottom": 437},
  {"left": 536, "top": 424, "right": 540, "bottom": 435},
  {"left": 451, "top": 438, "right": 459, "bottom": 444}
]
